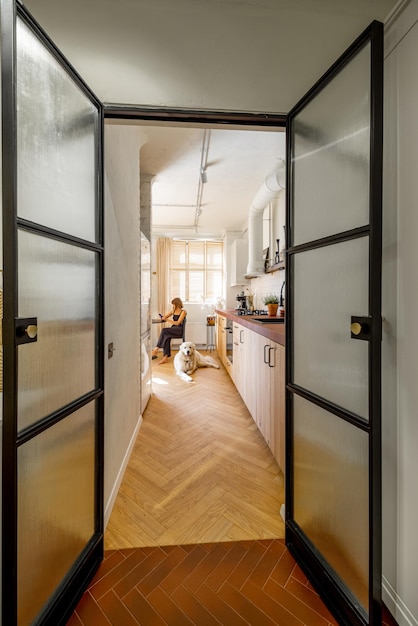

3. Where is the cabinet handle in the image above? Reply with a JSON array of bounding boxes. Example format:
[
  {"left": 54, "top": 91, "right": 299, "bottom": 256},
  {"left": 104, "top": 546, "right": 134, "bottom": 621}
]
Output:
[
  {"left": 264, "top": 344, "right": 270, "bottom": 364},
  {"left": 240, "top": 330, "right": 244, "bottom": 343},
  {"left": 268, "top": 346, "right": 275, "bottom": 368}
]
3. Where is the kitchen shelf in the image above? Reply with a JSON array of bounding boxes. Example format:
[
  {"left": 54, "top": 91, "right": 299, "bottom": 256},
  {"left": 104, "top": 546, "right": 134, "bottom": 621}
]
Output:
[{"left": 266, "top": 261, "right": 285, "bottom": 273}]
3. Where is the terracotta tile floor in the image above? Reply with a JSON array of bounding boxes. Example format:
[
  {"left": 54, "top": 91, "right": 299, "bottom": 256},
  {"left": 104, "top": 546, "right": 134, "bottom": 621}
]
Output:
[{"left": 68, "top": 539, "right": 398, "bottom": 625}]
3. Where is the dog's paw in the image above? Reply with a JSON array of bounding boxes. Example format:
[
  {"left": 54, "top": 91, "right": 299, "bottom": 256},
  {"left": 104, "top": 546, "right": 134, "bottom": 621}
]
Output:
[{"left": 178, "top": 372, "right": 194, "bottom": 382}]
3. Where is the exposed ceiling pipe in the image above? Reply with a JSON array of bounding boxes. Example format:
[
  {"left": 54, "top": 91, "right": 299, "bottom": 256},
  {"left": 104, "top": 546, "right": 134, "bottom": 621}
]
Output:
[
  {"left": 194, "top": 129, "right": 211, "bottom": 229},
  {"left": 245, "top": 160, "right": 286, "bottom": 278}
]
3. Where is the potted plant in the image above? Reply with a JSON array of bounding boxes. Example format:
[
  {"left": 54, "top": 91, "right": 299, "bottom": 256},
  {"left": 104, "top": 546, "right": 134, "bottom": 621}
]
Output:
[{"left": 263, "top": 294, "right": 279, "bottom": 317}]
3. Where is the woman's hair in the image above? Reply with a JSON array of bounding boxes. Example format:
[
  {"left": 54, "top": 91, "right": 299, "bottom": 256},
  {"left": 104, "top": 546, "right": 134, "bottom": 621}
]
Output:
[{"left": 171, "top": 297, "right": 183, "bottom": 309}]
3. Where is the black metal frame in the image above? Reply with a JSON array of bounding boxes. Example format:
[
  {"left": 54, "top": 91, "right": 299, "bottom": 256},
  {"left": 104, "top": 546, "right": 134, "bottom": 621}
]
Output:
[
  {"left": 1, "top": 1, "right": 104, "bottom": 624},
  {"left": 285, "top": 20, "right": 383, "bottom": 626},
  {"left": 103, "top": 104, "right": 287, "bottom": 127}
]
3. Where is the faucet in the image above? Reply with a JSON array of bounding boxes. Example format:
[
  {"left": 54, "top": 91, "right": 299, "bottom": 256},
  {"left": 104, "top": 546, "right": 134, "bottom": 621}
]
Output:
[{"left": 279, "top": 281, "right": 285, "bottom": 307}]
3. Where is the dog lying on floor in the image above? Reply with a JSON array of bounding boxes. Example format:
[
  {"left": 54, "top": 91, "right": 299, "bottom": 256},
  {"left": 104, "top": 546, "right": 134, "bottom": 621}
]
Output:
[{"left": 174, "top": 341, "right": 220, "bottom": 382}]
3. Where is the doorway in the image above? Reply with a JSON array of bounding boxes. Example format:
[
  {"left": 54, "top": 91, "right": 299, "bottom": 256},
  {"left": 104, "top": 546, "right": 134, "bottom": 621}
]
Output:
[{"left": 102, "top": 116, "right": 287, "bottom": 547}]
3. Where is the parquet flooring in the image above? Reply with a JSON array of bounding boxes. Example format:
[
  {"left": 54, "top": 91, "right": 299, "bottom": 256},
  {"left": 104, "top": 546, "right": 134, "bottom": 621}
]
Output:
[
  {"left": 69, "top": 540, "right": 398, "bottom": 626},
  {"left": 69, "top": 350, "right": 399, "bottom": 625},
  {"left": 69, "top": 539, "right": 340, "bottom": 625},
  {"left": 105, "top": 350, "right": 284, "bottom": 548}
]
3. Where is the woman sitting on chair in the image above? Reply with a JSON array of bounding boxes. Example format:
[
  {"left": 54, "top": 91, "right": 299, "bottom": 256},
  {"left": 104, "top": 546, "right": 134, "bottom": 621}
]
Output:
[{"left": 152, "top": 297, "right": 187, "bottom": 364}]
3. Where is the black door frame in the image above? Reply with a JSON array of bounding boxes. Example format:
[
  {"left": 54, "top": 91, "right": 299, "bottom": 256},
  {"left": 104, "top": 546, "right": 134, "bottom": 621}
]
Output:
[
  {"left": 285, "top": 21, "right": 383, "bottom": 626},
  {"left": 1, "top": 1, "right": 104, "bottom": 623}
]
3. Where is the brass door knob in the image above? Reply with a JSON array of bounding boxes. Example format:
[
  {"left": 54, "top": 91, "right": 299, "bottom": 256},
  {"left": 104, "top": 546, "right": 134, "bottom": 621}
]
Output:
[
  {"left": 350, "top": 316, "right": 371, "bottom": 340},
  {"left": 351, "top": 322, "right": 362, "bottom": 336},
  {"left": 15, "top": 317, "right": 38, "bottom": 344},
  {"left": 25, "top": 324, "right": 38, "bottom": 339}
]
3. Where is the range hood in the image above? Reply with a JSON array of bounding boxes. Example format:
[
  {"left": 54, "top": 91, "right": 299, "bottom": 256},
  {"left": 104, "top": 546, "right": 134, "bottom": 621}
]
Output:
[{"left": 245, "top": 160, "right": 286, "bottom": 278}]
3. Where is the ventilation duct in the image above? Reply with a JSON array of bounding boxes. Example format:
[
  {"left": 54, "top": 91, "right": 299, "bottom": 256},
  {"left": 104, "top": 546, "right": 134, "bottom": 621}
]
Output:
[{"left": 245, "top": 160, "right": 286, "bottom": 278}]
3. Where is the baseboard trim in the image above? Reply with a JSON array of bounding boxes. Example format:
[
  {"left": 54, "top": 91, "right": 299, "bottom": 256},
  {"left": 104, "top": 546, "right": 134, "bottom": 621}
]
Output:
[
  {"left": 104, "top": 414, "right": 143, "bottom": 527},
  {"left": 383, "top": 575, "right": 418, "bottom": 626}
]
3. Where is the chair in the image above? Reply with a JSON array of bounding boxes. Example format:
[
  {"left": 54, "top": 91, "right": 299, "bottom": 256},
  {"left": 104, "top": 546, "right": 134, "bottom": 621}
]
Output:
[{"left": 172, "top": 317, "right": 186, "bottom": 350}]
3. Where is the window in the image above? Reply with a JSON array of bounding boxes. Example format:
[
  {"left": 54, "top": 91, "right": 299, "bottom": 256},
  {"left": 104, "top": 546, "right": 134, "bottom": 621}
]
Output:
[{"left": 170, "top": 240, "right": 223, "bottom": 303}]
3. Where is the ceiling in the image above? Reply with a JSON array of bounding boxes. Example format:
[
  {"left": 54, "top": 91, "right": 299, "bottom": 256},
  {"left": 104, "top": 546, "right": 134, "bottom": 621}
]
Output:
[
  {"left": 133, "top": 123, "right": 286, "bottom": 238},
  {"left": 24, "top": 0, "right": 397, "bottom": 239}
]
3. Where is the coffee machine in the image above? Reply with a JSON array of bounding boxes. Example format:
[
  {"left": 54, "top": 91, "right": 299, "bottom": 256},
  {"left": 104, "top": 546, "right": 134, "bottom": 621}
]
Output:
[{"left": 235, "top": 292, "right": 247, "bottom": 310}]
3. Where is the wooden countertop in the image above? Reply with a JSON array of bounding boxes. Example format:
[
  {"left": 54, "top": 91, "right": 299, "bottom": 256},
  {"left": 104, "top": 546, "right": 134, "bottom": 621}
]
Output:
[{"left": 216, "top": 309, "right": 285, "bottom": 346}]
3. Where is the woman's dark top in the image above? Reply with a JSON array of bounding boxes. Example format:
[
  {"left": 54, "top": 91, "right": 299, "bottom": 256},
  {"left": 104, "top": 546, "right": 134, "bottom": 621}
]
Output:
[{"left": 172, "top": 313, "right": 184, "bottom": 326}]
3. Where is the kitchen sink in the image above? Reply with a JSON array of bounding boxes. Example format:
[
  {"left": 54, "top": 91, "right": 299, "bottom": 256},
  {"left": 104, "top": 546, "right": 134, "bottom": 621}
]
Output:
[{"left": 252, "top": 317, "right": 284, "bottom": 323}]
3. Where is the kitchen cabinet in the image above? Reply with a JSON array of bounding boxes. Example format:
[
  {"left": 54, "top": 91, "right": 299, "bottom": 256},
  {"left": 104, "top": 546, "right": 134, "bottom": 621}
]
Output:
[
  {"left": 232, "top": 321, "right": 255, "bottom": 417},
  {"left": 216, "top": 314, "right": 233, "bottom": 378},
  {"left": 270, "top": 341, "right": 285, "bottom": 471},
  {"left": 232, "top": 322, "right": 242, "bottom": 390},
  {"left": 217, "top": 312, "right": 285, "bottom": 472},
  {"left": 230, "top": 238, "right": 249, "bottom": 286},
  {"left": 253, "top": 333, "right": 285, "bottom": 471},
  {"left": 253, "top": 332, "right": 272, "bottom": 446},
  {"left": 216, "top": 314, "right": 226, "bottom": 365}
]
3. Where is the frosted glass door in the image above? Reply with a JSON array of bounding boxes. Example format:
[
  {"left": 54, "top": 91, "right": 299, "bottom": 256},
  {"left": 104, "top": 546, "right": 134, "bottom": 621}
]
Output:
[
  {"left": 1, "top": 4, "right": 104, "bottom": 625},
  {"left": 286, "top": 22, "right": 383, "bottom": 626}
]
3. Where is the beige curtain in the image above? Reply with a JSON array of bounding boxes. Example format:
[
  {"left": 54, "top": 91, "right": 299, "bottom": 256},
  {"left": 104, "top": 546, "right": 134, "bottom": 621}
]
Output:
[{"left": 156, "top": 237, "right": 171, "bottom": 314}]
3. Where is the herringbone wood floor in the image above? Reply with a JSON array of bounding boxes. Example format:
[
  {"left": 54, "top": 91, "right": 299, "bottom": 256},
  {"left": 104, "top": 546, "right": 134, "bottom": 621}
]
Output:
[
  {"left": 69, "top": 351, "right": 398, "bottom": 625},
  {"left": 105, "top": 350, "right": 284, "bottom": 549}
]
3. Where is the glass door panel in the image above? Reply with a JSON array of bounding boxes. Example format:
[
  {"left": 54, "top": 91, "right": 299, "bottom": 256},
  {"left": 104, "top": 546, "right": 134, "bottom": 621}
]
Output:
[
  {"left": 2, "top": 3, "right": 104, "bottom": 624},
  {"left": 17, "top": 402, "right": 96, "bottom": 625},
  {"left": 17, "top": 230, "right": 96, "bottom": 430},
  {"left": 16, "top": 19, "right": 97, "bottom": 243},
  {"left": 293, "top": 237, "right": 369, "bottom": 419},
  {"left": 293, "top": 395, "right": 369, "bottom": 610},
  {"left": 292, "top": 44, "right": 371, "bottom": 247},
  {"left": 286, "top": 21, "right": 383, "bottom": 626}
]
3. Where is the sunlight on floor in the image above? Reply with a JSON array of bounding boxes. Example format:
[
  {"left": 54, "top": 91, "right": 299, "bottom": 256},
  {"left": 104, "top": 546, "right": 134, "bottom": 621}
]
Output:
[{"left": 151, "top": 376, "right": 169, "bottom": 385}]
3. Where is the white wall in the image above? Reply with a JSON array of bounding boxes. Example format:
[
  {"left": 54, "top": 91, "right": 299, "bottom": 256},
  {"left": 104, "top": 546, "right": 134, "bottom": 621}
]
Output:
[
  {"left": 224, "top": 231, "right": 248, "bottom": 310},
  {"left": 103, "top": 124, "right": 143, "bottom": 523},
  {"left": 224, "top": 189, "right": 286, "bottom": 312},
  {"left": 383, "top": 2, "right": 418, "bottom": 624},
  {"left": 247, "top": 190, "right": 286, "bottom": 312}
]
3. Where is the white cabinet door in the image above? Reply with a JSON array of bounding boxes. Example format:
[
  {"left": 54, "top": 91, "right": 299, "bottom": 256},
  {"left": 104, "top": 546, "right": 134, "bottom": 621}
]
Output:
[
  {"left": 217, "top": 314, "right": 233, "bottom": 377},
  {"left": 233, "top": 322, "right": 242, "bottom": 392},
  {"left": 230, "top": 239, "right": 249, "bottom": 286},
  {"left": 254, "top": 332, "right": 272, "bottom": 446},
  {"left": 231, "top": 320, "right": 285, "bottom": 472},
  {"left": 270, "top": 340, "right": 285, "bottom": 472},
  {"left": 253, "top": 333, "right": 285, "bottom": 471}
]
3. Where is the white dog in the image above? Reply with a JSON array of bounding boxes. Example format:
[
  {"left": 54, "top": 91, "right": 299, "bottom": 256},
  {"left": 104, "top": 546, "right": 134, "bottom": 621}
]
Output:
[{"left": 174, "top": 341, "right": 220, "bottom": 382}]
